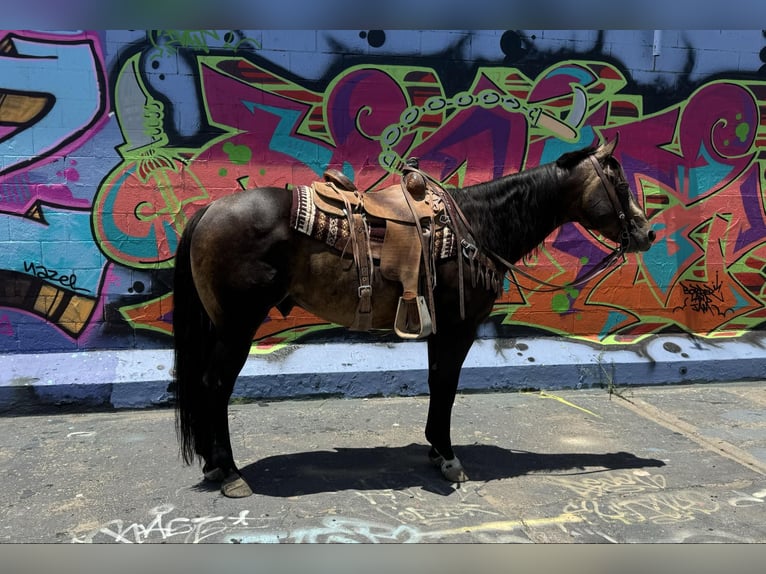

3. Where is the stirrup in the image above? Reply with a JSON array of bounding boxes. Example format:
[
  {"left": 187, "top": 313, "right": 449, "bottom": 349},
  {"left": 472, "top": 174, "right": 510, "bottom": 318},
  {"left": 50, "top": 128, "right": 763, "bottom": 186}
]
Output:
[{"left": 394, "top": 295, "right": 432, "bottom": 339}]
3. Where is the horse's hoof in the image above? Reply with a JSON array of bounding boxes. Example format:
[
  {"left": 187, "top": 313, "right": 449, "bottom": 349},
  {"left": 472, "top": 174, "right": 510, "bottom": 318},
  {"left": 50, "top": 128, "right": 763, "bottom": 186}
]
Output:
[
  {"left": 221, "top": 475, "right": 253, "bottom": 498},
  {"left": 441, "top": 458, "right": 469, "bottom": 482},
  {"left": 429, "top": 450, "right": 469, "bottom": 483}
]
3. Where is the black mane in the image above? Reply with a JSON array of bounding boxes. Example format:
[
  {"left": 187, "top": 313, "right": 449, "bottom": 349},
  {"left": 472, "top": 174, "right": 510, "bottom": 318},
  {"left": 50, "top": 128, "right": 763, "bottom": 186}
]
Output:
[
  {"left": 449, "top": 159, "right": 579, "bottom": 264},
  {"left": 556, "top": 145, "right": 598, "bottom": 169}
]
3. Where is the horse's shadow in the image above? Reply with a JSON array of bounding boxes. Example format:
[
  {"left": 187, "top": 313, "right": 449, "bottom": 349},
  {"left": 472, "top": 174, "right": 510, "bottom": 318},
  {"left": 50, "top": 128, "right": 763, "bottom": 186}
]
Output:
[{"left": 231, "top": 443, "right": 665, "bottom": 497}]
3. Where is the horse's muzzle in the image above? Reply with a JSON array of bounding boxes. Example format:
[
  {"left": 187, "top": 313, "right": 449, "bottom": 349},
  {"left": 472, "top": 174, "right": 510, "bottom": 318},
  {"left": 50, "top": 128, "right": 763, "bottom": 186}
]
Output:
[{"left": 632, "top": 226, "right": 656, "bottom": 252}]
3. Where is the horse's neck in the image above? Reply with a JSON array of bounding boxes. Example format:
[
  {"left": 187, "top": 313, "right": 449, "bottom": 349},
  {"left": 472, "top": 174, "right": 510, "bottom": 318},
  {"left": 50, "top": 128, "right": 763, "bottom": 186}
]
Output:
[{"left": 451, "top": 165, "right": 570, "bottom": 264}]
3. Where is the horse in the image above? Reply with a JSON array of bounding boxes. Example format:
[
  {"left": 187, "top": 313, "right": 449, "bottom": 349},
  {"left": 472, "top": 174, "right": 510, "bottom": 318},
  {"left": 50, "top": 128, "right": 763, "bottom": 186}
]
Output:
[{"left": 172, "top": 137, "right": 656, "bottom": 498}]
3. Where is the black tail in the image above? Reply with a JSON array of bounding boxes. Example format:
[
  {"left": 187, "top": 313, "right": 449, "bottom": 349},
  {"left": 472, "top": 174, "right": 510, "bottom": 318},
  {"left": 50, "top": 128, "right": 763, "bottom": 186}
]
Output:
[{"left": 173, "top": 205, "right": 214, "bottom": 465}]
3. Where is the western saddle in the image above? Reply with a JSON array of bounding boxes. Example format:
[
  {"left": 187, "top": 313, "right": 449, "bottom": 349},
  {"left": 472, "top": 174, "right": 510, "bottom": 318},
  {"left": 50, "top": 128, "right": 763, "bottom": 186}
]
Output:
[{"left": 312, "top": 160, "right": 447, "bottom": 339}]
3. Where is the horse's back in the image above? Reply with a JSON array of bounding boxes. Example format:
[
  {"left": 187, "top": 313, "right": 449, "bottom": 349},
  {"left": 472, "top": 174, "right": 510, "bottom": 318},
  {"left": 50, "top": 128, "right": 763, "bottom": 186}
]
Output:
[{"left": 200, "top": 186, "right": 291, "bottom": 237}]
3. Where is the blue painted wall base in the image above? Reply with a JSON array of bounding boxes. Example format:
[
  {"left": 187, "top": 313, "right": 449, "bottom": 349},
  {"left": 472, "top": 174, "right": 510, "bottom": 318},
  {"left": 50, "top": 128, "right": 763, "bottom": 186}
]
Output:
[{"left": 2, "top": 334, "right": 764, "bottom": 413}]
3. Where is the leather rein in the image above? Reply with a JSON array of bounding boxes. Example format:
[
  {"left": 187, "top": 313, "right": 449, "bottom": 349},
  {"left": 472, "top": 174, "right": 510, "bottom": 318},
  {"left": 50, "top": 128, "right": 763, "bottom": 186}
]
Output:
[{"left": 411, "top": 153, "right": 633, "bottom": 302}]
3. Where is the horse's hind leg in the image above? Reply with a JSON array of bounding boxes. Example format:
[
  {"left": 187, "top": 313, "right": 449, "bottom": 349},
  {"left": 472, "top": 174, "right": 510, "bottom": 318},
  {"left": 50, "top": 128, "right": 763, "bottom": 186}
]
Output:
[{"left": 198, "top": 328, "right": 259, "bottom": 498}]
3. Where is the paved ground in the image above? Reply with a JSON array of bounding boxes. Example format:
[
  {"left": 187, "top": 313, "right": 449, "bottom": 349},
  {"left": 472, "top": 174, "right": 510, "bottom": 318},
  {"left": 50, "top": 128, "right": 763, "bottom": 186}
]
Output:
[{"left": 1, "top": 381, "right": 765, "bottom": 543}]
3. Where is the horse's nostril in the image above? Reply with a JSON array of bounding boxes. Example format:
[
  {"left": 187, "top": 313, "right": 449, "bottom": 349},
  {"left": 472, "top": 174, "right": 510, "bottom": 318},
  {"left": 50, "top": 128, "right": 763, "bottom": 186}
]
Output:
[{"left": 648, "top": 229, "right": 656, "bottom": 243}]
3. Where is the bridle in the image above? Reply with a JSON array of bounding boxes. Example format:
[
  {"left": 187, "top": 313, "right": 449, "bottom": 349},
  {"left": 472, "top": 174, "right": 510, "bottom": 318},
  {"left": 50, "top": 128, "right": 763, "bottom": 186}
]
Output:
[{"left": 588, "top": 154, "right": 632, "bottom": 256}]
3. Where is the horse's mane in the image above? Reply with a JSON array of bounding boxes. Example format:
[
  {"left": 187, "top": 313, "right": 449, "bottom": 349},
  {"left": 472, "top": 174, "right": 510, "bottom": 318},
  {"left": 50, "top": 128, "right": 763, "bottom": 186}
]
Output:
[
  {"left": 448, "top": 149, "right": 596, "bottom": 263},
  {"left": 555, "top": 145, "right": 598, "bottom": 169}
]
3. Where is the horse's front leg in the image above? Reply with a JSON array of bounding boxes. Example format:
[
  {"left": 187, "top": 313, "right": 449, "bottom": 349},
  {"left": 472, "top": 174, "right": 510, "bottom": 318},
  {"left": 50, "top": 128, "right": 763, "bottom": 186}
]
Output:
[{"left": 425, "top": 326, "right": 477, "bottom": 483}]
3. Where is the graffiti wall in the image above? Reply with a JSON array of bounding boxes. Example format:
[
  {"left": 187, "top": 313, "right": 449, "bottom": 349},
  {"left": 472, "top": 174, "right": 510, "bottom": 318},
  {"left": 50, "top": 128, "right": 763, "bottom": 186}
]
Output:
[{"left": 2, "top": 29, "right": 766, "bottom": 355}]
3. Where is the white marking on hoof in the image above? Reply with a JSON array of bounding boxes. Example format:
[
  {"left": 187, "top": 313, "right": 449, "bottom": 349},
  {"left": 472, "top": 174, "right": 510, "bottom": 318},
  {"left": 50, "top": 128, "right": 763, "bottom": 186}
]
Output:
[
  {"left": 440, "top": 457, "right": 469, "bottom": 482},
  {"left": 429, "top": 450, "right": 469, "bottom": 483}
]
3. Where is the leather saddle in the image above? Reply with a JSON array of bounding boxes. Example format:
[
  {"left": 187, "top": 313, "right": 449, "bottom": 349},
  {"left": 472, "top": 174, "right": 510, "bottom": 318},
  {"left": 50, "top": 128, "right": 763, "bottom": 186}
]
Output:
[
  {"left": 312, "top": 165, "right": 443, "bottom": 339},
  {"left": 314, "top": 170, "right": 437, "bottom": 223}
]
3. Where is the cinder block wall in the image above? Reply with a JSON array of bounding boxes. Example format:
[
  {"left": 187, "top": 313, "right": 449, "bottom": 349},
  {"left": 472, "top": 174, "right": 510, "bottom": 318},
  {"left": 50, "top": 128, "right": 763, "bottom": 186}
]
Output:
[{"left": 2, "top": 29, "right": 766, "bottom": 364}]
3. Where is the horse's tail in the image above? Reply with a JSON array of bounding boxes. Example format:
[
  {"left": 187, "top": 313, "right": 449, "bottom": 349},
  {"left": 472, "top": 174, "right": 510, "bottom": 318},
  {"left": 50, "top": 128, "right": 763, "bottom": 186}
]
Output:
[{"left": 172, "top": 205, "right": 213, "bottom": 465}]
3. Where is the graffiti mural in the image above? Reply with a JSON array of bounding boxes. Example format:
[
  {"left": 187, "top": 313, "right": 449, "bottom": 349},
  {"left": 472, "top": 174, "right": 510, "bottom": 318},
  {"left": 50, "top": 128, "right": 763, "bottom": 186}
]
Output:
[
  {"left": 2, "top": 29, "right": 766, "bottom": 354},
  {"left": 0, "top": 30, "right": 111, "bottom": 351}
]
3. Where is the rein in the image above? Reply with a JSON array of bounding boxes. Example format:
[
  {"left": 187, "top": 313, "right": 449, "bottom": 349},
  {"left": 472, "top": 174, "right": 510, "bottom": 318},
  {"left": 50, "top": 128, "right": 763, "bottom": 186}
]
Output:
[{"left": 408, "top": 153, "right": 632, "bottom": 305}]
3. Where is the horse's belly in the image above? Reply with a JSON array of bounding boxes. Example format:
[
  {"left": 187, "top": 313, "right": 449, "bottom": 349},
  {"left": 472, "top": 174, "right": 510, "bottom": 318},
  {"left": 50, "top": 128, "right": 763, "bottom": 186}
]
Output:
[{"left": 287, "top": 238, "right": 401, "bottom": 330}]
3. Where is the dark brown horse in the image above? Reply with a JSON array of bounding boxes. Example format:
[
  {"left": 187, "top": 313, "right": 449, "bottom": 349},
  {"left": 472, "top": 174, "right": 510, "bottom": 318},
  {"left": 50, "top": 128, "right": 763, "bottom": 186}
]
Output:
[{"left": 172, "top": 138, "right": 656, "bottom": 497}]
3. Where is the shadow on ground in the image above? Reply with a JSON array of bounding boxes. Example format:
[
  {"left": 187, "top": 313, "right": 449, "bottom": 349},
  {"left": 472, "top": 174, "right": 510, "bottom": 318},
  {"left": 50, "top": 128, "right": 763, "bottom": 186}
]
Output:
[{"left": 233, "top": 443, "right": 665, "bottom": 497}]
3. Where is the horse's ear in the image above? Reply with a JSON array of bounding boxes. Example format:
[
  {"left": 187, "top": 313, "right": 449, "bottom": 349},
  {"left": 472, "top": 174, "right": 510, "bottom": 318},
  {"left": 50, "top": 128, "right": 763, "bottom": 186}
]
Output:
[{"left": 594, "top": 134, "right": 619, "bottom": 160}]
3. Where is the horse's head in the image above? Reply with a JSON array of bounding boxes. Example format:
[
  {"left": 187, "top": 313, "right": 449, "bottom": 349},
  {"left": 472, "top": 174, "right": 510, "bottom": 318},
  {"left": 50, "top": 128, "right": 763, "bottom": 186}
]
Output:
[{"left": 560, "top": 136, "right": 655, "bottom": 253}]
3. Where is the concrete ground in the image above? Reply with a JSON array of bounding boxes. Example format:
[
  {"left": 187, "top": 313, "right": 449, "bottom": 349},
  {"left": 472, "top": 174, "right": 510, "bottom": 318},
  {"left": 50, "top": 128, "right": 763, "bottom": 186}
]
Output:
[{"left": 1, "top": 381, "right": 765, "bottom": 543}]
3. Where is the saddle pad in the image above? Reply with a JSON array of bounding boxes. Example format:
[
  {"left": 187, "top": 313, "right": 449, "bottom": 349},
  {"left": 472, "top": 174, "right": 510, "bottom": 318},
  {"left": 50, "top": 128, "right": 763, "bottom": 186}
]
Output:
[
  {"left": 290, "top": 184, "right": 456, "bottom": 259},
  {"left": 291, "top": 184, "right": 352, "bottom": 251}
]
